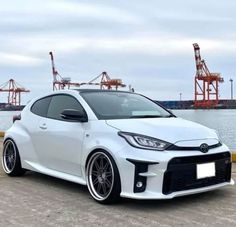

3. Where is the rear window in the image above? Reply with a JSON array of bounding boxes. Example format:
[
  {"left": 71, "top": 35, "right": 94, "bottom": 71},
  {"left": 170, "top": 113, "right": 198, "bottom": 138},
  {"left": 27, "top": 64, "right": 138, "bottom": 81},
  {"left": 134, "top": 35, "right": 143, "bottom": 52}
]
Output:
[{"left": 31, "top": 96, "right": 52, "bottom": 117}]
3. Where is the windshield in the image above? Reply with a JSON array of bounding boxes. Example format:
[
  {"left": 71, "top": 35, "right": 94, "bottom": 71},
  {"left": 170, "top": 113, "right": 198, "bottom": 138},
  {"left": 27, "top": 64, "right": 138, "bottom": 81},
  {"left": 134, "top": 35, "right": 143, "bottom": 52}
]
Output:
[{"left": 80, "top": 91, "right": 173, "bottom": 120}]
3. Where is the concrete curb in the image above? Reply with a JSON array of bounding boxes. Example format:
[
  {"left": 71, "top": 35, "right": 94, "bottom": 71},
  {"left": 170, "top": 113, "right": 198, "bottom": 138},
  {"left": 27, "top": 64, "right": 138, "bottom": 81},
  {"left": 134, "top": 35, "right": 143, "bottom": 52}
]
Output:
[{"left": 0, "top": 131, "right": 5, "bottom": 137}]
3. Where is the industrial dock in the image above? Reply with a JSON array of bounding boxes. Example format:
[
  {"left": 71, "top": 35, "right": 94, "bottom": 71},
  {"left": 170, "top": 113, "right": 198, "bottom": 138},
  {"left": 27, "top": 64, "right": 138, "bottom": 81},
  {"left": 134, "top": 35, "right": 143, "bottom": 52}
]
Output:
[
  {"left": 159, "top": 99, "right": 236, "bottom": 109},
  {"left": 0, "top": 43, "right": 235, "bottom": 110}
]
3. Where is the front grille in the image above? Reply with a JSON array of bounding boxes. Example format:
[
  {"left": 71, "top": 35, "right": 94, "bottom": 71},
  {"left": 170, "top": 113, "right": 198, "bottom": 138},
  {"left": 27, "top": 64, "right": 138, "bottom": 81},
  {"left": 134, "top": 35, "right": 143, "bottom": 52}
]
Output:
[
  {"left": 163, "top": 152, "right": 231, "bottom": 195},
  {"left": 166, "top": 142, "right": 222, "bottom": 151}
]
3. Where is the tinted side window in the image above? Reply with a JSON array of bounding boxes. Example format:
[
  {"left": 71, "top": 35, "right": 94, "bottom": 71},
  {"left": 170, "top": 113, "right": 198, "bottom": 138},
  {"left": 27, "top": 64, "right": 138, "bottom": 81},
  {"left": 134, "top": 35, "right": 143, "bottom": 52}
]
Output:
[
  {"left": 31, "top": 96, "right": 52, "bottom": 117},
  {"left": 47, "top": 95, "right": 84, "bottom": 121}
]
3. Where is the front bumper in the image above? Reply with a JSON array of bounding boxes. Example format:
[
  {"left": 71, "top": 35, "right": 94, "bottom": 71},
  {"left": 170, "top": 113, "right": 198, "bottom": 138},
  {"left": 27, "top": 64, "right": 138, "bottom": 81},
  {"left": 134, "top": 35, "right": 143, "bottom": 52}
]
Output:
[
  {"left": 117, "top": 146, "right": 234, "bottom": 199},
  {"left": 163, "top": 152, "right": 232, "bottom": 195}
]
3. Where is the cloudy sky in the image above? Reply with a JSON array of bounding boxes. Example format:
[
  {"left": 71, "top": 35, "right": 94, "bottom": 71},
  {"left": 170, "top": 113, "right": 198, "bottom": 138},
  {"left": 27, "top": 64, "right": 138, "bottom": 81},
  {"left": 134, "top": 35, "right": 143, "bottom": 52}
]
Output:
[{"left": 0, "top": 0, "right": 235, "bottom": 104}]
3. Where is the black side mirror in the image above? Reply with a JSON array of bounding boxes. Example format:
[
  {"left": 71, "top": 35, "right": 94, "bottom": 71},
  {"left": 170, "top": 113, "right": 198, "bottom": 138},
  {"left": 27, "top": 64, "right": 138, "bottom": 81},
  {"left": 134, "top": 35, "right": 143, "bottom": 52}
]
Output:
[{"left": 60, "top": 109, "right": 88, "bottom": 122}]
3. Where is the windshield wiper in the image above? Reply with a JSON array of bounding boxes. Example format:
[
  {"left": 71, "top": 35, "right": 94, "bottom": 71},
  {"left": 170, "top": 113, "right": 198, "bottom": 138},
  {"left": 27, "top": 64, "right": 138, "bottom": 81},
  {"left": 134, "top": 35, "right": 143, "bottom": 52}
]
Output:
[
  {"left": 130, "top": 115, "right": 164, "bottom": 118},
  {"left": 163, "top": 115, "right": 175, "bottom": 118}
]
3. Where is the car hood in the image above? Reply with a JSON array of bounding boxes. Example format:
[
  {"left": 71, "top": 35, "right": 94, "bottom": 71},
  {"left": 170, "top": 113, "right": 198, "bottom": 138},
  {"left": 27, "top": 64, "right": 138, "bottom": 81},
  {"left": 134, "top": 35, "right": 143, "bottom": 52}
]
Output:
[{"left": 106, "top": 117, "right": 218, "bottom": 145}]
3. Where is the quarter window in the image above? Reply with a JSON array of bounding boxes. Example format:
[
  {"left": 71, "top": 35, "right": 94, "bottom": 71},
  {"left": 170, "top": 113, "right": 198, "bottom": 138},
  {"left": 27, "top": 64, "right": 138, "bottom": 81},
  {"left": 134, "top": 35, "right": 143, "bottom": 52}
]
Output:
[
  {"left": 31, "top": 96, "right": 52, "bottom": 117},
  {"left": 47, "top": 95, "right": 84, "bottom": 121}
]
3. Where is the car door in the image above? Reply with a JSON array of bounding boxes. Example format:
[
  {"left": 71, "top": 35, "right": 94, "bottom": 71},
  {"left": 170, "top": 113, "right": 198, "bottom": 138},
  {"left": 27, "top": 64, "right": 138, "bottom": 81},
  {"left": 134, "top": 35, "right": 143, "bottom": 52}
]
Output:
[
  {"left": 37, "top": 94, "right": 87, "bottom": 176},
  {"left": 28, "top": 95, "right": 52, "bottom": 163}
]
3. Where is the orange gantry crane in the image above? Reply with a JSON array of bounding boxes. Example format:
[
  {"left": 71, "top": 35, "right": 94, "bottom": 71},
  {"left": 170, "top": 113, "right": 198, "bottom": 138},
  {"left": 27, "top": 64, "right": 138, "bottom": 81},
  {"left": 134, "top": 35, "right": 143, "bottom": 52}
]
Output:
[
  {"left": 193, "top": 43, "right": 224, "bottom": 108},
  {"left": 0, "top": 79, "right": 30, "bottom": 106},
  {"left": 49, "top": 51, "right": 126, "bottom": 90},
  {"left": 86, "top": 71, "right": 126, "bottom": 90},
  {"left": 49, "top": 51, "right": 81, "bottom": 90}
]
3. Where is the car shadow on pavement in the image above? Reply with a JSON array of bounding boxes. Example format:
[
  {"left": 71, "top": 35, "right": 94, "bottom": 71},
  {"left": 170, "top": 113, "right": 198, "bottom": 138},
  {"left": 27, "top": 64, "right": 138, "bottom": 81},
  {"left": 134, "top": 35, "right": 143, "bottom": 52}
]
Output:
[
  {"left": 21, "top": 170, "right": 232, "bottom": 210},
  {"left": 121, "top": 190, "right": 224, "bottom": 208},
  {"left": 23, "top": 170, "right": 88, "bottom": 193}
]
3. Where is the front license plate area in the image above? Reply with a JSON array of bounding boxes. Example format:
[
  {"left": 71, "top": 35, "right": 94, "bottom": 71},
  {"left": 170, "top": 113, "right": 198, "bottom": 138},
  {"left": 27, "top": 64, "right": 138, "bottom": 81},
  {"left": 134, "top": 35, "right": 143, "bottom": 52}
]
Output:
[{"left": 197, "top": 162, "right": 216, "bottom": 179}]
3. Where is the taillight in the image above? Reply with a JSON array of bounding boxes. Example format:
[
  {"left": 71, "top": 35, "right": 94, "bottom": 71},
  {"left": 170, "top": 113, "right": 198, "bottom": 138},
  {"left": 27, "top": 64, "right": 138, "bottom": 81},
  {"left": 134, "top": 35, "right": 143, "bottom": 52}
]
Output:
[{"left": 13, "top": 114, "right": 21, "bottom": 123}]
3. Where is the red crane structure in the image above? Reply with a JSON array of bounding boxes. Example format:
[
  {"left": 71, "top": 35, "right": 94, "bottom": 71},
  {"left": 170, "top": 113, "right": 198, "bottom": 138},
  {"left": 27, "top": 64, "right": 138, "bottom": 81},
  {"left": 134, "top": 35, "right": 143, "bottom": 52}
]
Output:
[
  {"left": 85, "top": 71, "right": 126, "bottom": 90},
  {"left": 49, "top": 51, "right": 126, "bottom": 91},
  {"left": 0, "top": 79, "right": 30, "bottom": 106},
  {"left": 193, "top": 43, "right": 224, "bottom": 108},
  {"left": 49, "top": 51, "right": 81, "bottom": 90}
]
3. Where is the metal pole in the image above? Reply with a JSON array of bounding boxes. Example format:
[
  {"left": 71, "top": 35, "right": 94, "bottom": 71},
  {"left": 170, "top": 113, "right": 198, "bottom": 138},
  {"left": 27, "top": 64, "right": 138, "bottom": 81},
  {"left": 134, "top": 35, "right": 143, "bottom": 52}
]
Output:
[
  {"left": 229, "top": 78, "right": 233, "bottom": 100},
  {"left": 179, "top": 93, "right": 182, "bottom": 101}
]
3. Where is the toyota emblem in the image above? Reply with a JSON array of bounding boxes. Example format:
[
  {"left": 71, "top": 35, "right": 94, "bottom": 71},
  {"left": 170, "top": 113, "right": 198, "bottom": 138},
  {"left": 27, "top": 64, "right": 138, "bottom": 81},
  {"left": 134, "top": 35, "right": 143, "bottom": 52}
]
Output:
[{"left": 200, "top": 143, "right": 209, "bottom": 153}]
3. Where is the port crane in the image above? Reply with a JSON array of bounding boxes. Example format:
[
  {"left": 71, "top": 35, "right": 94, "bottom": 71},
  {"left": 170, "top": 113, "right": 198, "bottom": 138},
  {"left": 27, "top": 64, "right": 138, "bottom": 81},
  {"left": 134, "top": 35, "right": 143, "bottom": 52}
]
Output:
[
  {"left": 85, "top": 71, "right": 126, "bottom": 90},
  {"left": 49, "top": 51, "right": 81, "bottom": 90},
  {"left": 49, "top": 52, "right": 126, "bottom": 91},
  {"left": 193, "top": 43, "right": 224, "bottom": 108},
  {"left": 0, "top": 79, "right": 30, "bottom": 106}
]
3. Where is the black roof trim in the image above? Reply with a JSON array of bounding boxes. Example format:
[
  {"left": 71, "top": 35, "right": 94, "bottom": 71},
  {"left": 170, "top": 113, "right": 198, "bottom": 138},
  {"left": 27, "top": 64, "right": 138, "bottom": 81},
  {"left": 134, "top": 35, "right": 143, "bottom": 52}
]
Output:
[{"left": 74, "top": 89, "right": 132, "bottom": 93}]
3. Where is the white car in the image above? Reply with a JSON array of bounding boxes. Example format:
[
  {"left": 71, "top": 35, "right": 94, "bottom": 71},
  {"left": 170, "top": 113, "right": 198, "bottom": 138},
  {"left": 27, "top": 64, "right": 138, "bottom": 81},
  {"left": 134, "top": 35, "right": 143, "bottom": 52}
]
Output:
[{"left": 2, "top": 89, "right": 234, "bottom": 203}]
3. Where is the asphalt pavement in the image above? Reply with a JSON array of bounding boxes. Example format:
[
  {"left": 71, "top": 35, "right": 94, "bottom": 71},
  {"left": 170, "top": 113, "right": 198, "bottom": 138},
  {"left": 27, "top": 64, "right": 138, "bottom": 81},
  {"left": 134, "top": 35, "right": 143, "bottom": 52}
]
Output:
[{"left": 0, "top": 138, "right": 236, "bottom": 227}]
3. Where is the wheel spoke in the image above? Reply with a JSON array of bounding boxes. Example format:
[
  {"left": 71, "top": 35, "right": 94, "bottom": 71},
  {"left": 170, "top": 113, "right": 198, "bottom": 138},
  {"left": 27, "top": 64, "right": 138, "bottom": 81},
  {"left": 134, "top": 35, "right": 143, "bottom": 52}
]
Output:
[
  {"left": 6, "top": 158, "right": 10, "bottom": 166},
  {"left": 93, "top": 178, "right": 99, "bottom": 185},
  {"left": 8, "top": 161, "right": 13, "bottom": 169},
  {"left": 106, "top": 171, "right": 112, "bottom": 178},
  {"left": 97, "top": 183, "right": 102, "bottom": 193},
  {"left": 105, "top": 178, "right": 112, "bottom": 188},
  {"left": 94, "top": 160, "right": 100, "bottom": 171},
  {"left": 101, "top": 183, "right": 107, "bottom": 194},
  {"left": 92, "top": 170, "right": 99, "bottom": 177},
  {"left": 100, "top": 157, "right": 104, "bottom": 169},
  {"left": 8, "top": 148, "right": 14, "bottom": 155},
  {"left": 103, "top": 162, "right": 109, "bottom": 171}
]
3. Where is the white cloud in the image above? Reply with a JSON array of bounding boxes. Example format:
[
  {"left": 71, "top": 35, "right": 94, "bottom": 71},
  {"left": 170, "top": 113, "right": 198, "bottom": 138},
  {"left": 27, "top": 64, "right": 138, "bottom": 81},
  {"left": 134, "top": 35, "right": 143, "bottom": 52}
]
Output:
[
  {"left": 0, "top": 0, "right": 236, "bottom": 102},
  {"left": 0, "top": 52, "right": 44, "bottom": 66},
  {"left": 0, "top": 0, "right": 141, "bottom": 25},
  {"left": 2, "top": 33, "right": 234, "bottom": 56}
]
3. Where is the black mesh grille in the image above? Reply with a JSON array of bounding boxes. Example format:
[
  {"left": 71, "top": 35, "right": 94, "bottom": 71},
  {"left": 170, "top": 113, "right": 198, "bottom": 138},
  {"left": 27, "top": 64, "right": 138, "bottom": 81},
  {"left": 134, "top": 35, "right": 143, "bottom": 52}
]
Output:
[{"left": 163, "top": 152, "right": 232, "bottom": 195}]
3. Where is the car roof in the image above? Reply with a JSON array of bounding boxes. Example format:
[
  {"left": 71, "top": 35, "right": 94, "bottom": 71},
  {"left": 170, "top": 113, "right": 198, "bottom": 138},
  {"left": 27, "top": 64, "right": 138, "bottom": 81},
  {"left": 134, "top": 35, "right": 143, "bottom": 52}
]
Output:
[{"left": 74, "top": 89, "right": 132, "bottom": 94}]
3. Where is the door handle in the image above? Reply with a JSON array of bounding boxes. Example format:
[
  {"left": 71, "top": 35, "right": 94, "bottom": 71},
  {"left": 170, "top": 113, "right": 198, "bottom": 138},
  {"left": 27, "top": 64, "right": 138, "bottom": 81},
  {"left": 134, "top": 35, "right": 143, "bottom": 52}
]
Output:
[{"left": 39, "top": 124, "right": 47, "bottom": 130}]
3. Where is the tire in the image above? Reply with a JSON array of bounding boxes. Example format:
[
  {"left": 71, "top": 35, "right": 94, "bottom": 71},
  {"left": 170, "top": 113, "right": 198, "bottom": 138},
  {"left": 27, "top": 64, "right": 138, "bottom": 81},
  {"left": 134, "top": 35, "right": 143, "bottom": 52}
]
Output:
[
  {"left": 86, "top": 150, "right": 121, "bottom": 204},
  {"left": 2, "top": 139, "right": 25, "bottom": 176}
]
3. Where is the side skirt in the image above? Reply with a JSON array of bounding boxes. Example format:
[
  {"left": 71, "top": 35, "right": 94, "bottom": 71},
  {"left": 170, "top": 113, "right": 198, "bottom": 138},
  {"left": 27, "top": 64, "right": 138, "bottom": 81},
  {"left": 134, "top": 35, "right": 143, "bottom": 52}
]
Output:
[{"left": 23, "top": 160, "right": 87, "bottom": 185}]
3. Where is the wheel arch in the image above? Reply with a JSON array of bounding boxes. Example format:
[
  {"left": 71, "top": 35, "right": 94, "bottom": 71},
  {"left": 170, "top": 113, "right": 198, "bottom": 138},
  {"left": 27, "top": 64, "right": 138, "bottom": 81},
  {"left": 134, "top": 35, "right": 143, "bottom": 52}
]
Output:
[
  {"left": 3, "top": 135, "right": 15, "bottom": 144},
  {"left": 3, "top": 126, "right": 38, "bottom": 169},
  {"left": 85, "top": 148, "right": 115, "bottom": 170}
]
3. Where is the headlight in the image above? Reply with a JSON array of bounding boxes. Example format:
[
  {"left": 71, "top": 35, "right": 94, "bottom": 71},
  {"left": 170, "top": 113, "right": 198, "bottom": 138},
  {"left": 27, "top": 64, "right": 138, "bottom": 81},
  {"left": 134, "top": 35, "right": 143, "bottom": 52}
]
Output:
[{"left": 118, "top": 131, "right": 171, "bottom": 151}]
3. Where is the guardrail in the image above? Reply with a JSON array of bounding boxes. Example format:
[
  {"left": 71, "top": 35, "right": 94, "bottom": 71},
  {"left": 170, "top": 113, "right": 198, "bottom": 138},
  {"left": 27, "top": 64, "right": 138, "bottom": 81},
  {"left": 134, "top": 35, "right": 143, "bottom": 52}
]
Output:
[
  {"left": 0, "top": 131, "right": 4, "bottom": 137},
  {"left": 232, "top": 153, "right": 236, "bottom": 162}
]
